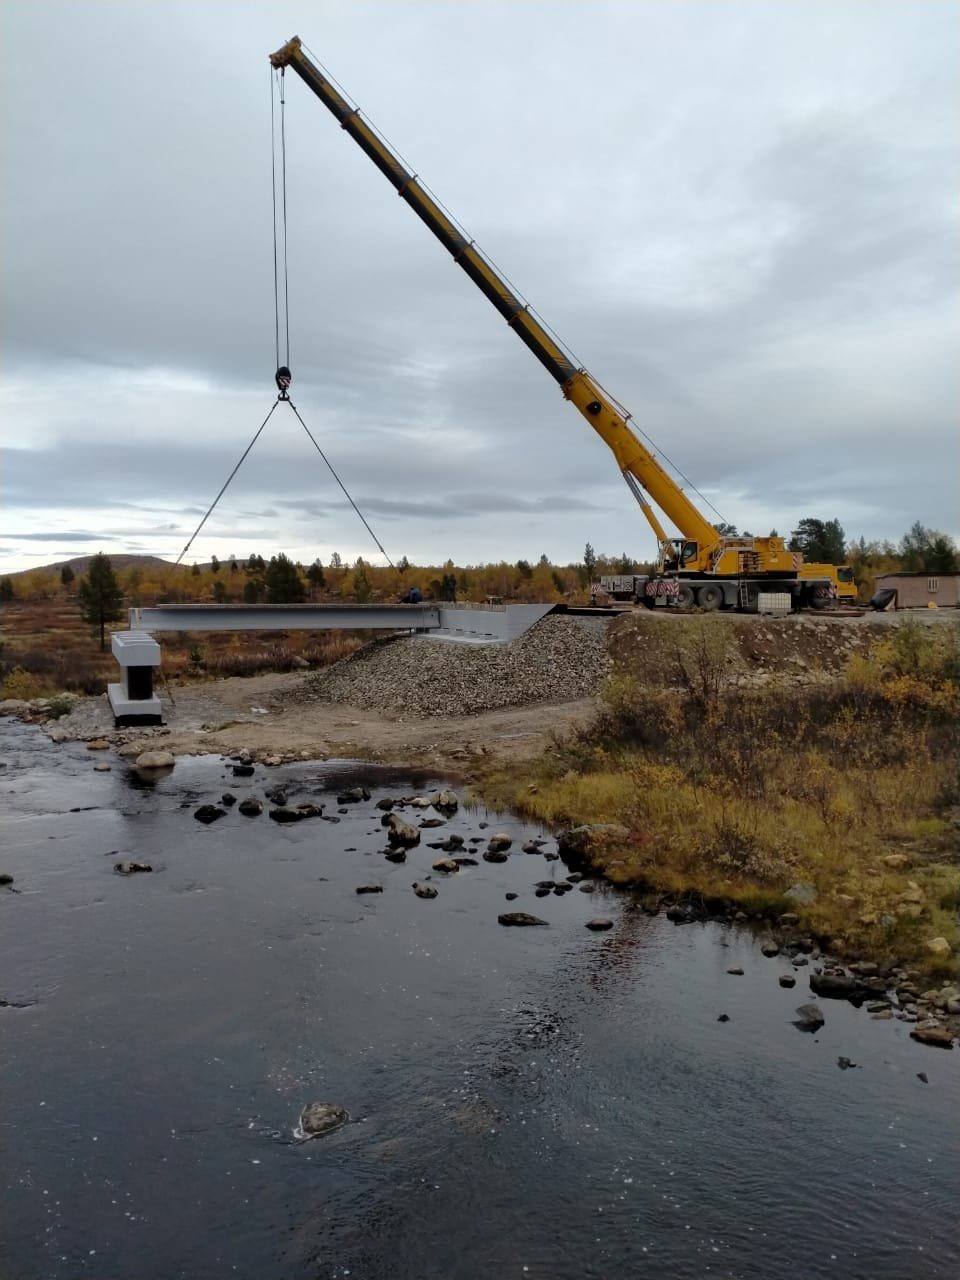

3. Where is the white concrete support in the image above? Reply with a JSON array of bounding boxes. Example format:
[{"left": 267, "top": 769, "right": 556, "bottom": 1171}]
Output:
[{"left": 108, "top": 631, "right": 162, "bottom": 723}]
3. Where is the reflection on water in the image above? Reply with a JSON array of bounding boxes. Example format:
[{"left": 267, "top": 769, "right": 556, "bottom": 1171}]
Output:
[{"left": 1, "top": 721, "right": 958, "bottom": 1279}]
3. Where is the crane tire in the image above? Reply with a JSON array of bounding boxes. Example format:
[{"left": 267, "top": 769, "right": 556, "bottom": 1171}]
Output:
[
  {"left": 697, "top": 584, "right": 723, "bottom": 611},
  {"left": 675, "top": 583, "right": 696, "bottom": 609}
]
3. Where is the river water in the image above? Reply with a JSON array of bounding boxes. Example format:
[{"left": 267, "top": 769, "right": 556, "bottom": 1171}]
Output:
[{"left": 1, "top": 721, "right": 958, "bottom": 1280}]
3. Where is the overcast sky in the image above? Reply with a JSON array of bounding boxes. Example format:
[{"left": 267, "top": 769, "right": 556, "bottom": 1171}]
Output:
[{"left": 2, "top": 0, "right": 957, "bottom": 572}]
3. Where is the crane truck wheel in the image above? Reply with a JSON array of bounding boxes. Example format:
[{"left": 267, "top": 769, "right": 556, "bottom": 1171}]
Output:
[
  {"left": 697, "top": 583, "right": 723, "bottom": 611},
  {"left": 675, "top": 583, "right": 696, "bottom": 609}
]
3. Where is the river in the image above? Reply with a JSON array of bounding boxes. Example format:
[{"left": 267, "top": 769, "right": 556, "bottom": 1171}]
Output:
[{"left": 1, "top": 721, "right": 958, "bottom": 1279}]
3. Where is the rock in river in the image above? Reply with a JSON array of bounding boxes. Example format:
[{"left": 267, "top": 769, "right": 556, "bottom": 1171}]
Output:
[
  {"left": 355, "top": 884, "right": 383, "bottom": 895},
  {"left": 432, "top": 858, "right": 460, "bottom": 874},
  {"left": 412, "top": 882, "right": 438, "bottom": 899},
  {"left": 386, "top": 815, "right": 420, "bottom": 848},
  {"left": 487, "top": 833, "right": 513, "bottom": 854},
  {"left": 114, "top": 860, "right": 152, "bottom": 875},
  {"left": 498, "top": 912, "right": 548, "bottom": 927},
  {"left": 221, "top": 793, "right": 237, "bottom": 807},
  {"left": 794, "top": 1004, "right": 825, "bottom": 1031},
  {"left": 297, "top": 1101, "right": 348, "bottom": 1139},
  {"left": 269, "top": 806, "right": 304, "bottom": 824},
  {"left": 238, "top": 798, "right": 263, "bottom": 817},
  {"left": 194, "top": 805, "right": 226, "bottom": 825},
  {"left": 585, "top": 918, "right": 613, "bottom": 931},
  {"left": 779, "top": 974, "right": 797, "bottom": 988},
  {"left": 135, "top": 750, "right": 175, "bottom": 770},
  {"left": 232, "top": 763, "right": 255, "bottom": 777},
  {"left": 483, "top": 849, "right": 509, "bottom": 864},
  {"left": 434, "top": 789, "right": 459, "bottom": 814},
  {"left": 809, "top": 973, "right": 858, "bottom": 999},
  {"left": 910, "top": 1026, "right": 954, "bottom": 1049},
  {"left": 337, "top": 786, "right": 370, "bottom": 804}
]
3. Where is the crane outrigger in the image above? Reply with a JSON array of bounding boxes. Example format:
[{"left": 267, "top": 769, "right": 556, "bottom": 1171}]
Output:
[{"left": 269, "top": 35, "right": 854, "bottom": 611}]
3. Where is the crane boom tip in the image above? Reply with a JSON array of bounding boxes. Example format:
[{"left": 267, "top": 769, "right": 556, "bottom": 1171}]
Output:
[{"left": 269, "top": 36, "right": 302, "bottom": 68}]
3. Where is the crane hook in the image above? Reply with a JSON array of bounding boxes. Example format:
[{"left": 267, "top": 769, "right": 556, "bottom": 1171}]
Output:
[{"left": 275, "top": 365, "right": 292, "bottom": 398}]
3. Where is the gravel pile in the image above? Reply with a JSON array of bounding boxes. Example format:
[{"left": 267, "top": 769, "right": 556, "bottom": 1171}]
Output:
[{"left": 301, "top": 615, "right": 612, "bottom": 717}]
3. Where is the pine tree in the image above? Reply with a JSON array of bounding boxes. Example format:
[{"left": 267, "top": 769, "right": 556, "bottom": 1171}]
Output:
[
  {"left": 210, "top": 555, "right": 220, "bottom": 575},
  {"left": 306, "top": 560, "right": 326, "bottom": 596},
  {"left": 77, "top": 553, "right": 124, "bottom": 650},
  {"left": 0, "top": 577, "right": 14, "bottom": 602},
  {"left": 265, "top": 553, "right": 305, "bottom": 603},
  {"left": 60, "top": 564, "right": 75, "bottom": 587}
]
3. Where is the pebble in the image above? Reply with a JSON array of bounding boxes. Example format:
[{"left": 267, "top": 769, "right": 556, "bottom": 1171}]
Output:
[
  {"left": 779, "top": 974, "right": 797, "bottom": 988},
  {"left": 412, "top": 883, "right": 438, "bottom": 899},
  {"left": 727, "top": 967, "right": 745, "bottom": 976},
  {"left": 93, "top": 762, "right": 111, "bottom": 772},
  {"left": 114, "top": 860, "right": 152, "bottom": 875},
  {"left": 717, "top": 1014, "right": 731, "bottom": 1023},
  {"left": 355, "top": 885, "right": 383, "bottom": 895},
  {"left": 238, "top": 798, "right": 263, "bottom": 817}
]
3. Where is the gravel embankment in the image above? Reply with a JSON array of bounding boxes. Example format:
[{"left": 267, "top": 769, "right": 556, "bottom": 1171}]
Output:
[{"left": 301, "top": 615, "right": 612, "bottom": 717}]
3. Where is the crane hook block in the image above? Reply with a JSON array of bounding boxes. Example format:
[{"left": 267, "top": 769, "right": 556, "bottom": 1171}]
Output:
[{"left": 275, "top": 366, "right": 292, "bottom": 397}]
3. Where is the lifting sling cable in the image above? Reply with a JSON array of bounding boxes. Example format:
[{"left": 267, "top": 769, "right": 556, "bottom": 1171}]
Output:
[
  {"left": 175, "top": 68, "right": 394, "bottom": 568},
  {"left": 174, "top": 399, "right": 281, "bottom": 565}
]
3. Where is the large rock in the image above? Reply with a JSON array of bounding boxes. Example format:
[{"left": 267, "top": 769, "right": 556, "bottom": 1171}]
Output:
[
  {"left": 810, "top": 972, "right": 858, "bottom": 999},
  {"left": 434, "top": 789, "right": 459, "bottom": 814},
  {"left": 412, "top": 882, "right": 437, "bottom": 899},
  {"left": 238, "top": 797, "right": 263, "bottom": 817},
  {"left": 794, "top": 1003, "right": 825, "bottom": 1030},
  {"left": 194, "top": 805, "right": 226, "bottom": 825},
  {"left": 498, "top": 912, "right": 549, "bottom": 927},
  {"left": 298, "top": 1101, "right": 348, "bottom": 1138},
  {"left": 486, "top": 833, "right": 513, "bottom": 854},
  {"left": 557, "top": 824, "right": 630, "bottom": 868},
  {"left": 784, "top": 882, "right": 818, "bottom": 907},
  {"left": 269, "top": 806, "right": 305, "bottom": 824},
  {"left": 925, "top": 937, "right": 952, "bottom": 959},
  {"left": 337, "top": 786, "right": 370, "bottom": 804},
  {"left": 135, "top": 750, "right": 175, "bottom": 770},
  {"left": 0, "top": 699, "right": 31, "bottom": 717},
  {"left": 432, "top": 858, "right": 460, "bottom": 874},
  {"left": 386, "top": 815, "right": 420, "bottom": 848},
  {"left": 114, "top": 860, "right": 152, "bottom": 875},
  {"left": 482, "top": 849, "right": 509, "bottom": 864},
  {"left": 910, "top": 1026, "right": 954, "bottom": 1049}
]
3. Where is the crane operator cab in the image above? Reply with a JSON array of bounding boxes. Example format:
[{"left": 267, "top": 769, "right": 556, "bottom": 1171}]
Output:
[{"left": 661, "top": 538, "right": 699, "bottom": 573}]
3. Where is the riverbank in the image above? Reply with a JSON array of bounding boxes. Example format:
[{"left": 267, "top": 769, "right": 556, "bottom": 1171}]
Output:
[
  {"left": 479, "top": 615, "right": 960, "bottom": 986},
  {"left": 5, "top": 610, "right": 958, "bottom": 984}
]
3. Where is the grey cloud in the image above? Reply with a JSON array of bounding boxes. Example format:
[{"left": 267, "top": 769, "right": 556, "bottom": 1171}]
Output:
[{"left": 1, "top": 1, "right": 956, "bottom": 572}]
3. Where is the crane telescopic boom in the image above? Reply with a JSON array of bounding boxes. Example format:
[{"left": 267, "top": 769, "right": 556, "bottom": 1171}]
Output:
[{"left": 269, "top": 35, "right": 720, "bottom": 565}]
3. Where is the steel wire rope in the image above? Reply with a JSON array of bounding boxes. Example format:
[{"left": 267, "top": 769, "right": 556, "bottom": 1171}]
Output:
[
  {"left": 174, "top": 399, "right": 282, "bottom": 566},
  {"left": 285, "top": 397, "right": 395, "bottom": 568},
  {"left": 298, "top": 39, "right": 729, "bottom": 527},
  {"left": 270, "top": 67, "right": 281, "bottom": 368}
]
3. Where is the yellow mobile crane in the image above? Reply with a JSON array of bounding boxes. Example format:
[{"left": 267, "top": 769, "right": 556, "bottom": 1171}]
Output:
[{"left": 270, "top": 36, "right": 855, "bottom": 611}]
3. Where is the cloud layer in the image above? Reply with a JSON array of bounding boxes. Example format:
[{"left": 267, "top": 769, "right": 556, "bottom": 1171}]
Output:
[{"left": 3, "top": 1, "right": 957, "bottom": 570}]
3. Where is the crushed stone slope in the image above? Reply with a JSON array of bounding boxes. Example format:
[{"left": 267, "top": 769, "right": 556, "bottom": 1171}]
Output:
[{"left": 301, "top": 615, "right": 612, "bottom": 717}]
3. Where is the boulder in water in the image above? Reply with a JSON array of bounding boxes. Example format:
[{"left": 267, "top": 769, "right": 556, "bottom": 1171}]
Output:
[
  {"left": 297, "top": 1101, "right": 348, "bottom": 1139},
  {"left": 194, "top": 805, "right": 226, "bottom": 825},
  {"left": 412, "top": 882, "right": 437, "bottom": 899},
  {"left": 115, "top": 860, "right": 152, "bottom": 875},
  {"left": 498, "top": 912, "right": 548, "bottom": 927},
  {"left": 238, "top": 797, "right": 263, "bottom": 817}
]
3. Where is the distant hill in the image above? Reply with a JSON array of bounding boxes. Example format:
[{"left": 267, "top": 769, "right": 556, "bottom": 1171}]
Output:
[{"left": 9, "top": 554, "right": 177, "bottom": 578}]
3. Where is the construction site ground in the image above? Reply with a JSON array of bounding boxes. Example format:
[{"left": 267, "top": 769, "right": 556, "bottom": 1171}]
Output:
[{"left": 35, "top": 608, "right": 955, "bottom": 772}]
